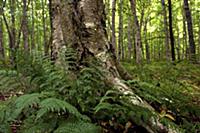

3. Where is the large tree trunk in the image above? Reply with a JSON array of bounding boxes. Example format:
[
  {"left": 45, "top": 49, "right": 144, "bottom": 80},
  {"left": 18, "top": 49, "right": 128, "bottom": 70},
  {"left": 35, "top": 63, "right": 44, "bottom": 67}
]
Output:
[
  {"left": 51, "top": 0, "right": 179, "bottom": 132},
  {"left": 183, "top": 0, "right": 196, "bottom": 61}
]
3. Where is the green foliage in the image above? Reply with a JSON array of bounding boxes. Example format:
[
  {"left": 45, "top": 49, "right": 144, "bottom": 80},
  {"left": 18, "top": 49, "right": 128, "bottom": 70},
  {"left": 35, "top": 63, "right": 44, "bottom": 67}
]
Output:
[
  {"left": 123, "top": 61, "right": 200, "bottom": 132},
  {"left": 0, "top": 51, "right": 200, "bottom": 132},
  {"left": 0, "top": 51, "right": 101, "bottom": 132},
  {"left": 54, "top": 118, "right": 101, "bottom": 133}
]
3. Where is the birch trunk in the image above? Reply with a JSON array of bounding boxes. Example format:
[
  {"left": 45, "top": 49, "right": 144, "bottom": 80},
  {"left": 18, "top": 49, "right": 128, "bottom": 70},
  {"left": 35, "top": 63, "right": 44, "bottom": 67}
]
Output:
[{"left": 51, "top": 0, "right": 180, "bottom": 132}]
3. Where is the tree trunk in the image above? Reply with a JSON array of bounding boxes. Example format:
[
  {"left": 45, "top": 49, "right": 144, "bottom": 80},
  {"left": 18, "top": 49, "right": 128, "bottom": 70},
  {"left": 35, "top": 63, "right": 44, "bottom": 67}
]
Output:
[
  {"left": 31, "top": 0, "right": 35, "bottom": 50},
  {"left": 105, "top": 0, "right": 111, "bottom": 42},
  {"left": 127, "top": 16, "right": 132, "bottom": 62},
  {"left": 50, "top": 0, "right": 180, "bottom": 132},
  {"left": 118, "top": 0, "right": 124, "bottom": 61},
  {"left": 168, "top": 0, "right": 175, "bottom": 61},
  {"left": 111, "top": 0, "right": 116, "bottom": 51},
  {"left": 130, "top": 0, "right": 142, "bottom": 64},
  {"left": 42, "top": 0, "right": 48, "bottom": 55},
  {"left": 144, "top": 18, "right": 150, "bottom": 63},
  {"left": 177, "top": 27, "right": 181, "bottom": 60},
  {"left": 9, "top": 0, "right": 16, "bottom": 65},
  {"left": 182, "top": 5, "right": 188, "bottom": 60},
  {"left": 198, "top": 20, "right": 200, "bottom": 61},
  {"left": 161, "top": 0, "right": 170, "bottom": 61},
  {"left": 183, "top": 0, "right": 196, "bottom": 61},
  {"left": 0, "top": 16, "right": 5, "bottom": 60},
  {"left": 22, "top": 0, "right": 29, "bottom": 51}
]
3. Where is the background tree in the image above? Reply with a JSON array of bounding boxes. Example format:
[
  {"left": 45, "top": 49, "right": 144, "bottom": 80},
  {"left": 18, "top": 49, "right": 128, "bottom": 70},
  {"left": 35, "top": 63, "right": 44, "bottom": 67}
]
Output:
[{"left": 184, "top": 0, "right": 196, "bottom": 61}]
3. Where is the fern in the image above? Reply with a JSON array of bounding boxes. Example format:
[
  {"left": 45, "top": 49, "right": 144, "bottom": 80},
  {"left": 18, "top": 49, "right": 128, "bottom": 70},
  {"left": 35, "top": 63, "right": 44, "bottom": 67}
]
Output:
[
  {"left": 36, "top": 98, "right": 89, "bottom": 121},
  {"left": 54, "top": 118, "right": 101, "bottom": 133}
]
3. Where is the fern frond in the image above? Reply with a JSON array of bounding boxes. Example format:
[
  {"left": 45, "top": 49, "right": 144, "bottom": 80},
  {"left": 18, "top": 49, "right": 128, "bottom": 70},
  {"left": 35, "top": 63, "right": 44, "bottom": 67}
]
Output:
[
  {"left": 36, "top": 98, "right": 89, "bottom": 121},
  {"left": 54, "top": 119, "right": 101, "bottom": 133}
]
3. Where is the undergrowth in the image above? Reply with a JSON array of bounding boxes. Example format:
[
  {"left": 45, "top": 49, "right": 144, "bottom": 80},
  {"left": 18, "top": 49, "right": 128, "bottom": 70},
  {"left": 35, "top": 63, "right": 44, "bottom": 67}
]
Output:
[
  {"left": 123, "top": 61, "right": 200, "bottom": 132},
  {"left": 0, "top": 50, "right": 199, "bottom": 133}
]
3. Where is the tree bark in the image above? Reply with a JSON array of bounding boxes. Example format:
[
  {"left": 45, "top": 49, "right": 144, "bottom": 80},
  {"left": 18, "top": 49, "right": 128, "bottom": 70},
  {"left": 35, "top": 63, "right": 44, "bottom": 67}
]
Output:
[
  {"left": 111, "top": 0, "right": 116, "bottom": 51},
  {"left": 127, "top": 16, "right": 132, "bottom": 62},
  {"left": 8, "top": 0, "right": 16, "bottom": 65},
  {"left": 161, "top": 0, "right": 170, "bottom": 61},
  {"left": 168, "top": 0, "right": 175, "bottom": 61},
  {"left": 22, "top": 0, "right": 29, "bottom": 51},
  {"left": 118, "top": 0, "right": 124, "bottom": 61},
  {"left": 177, "top": 27, "right": 181, "bottom": 60},
  {"left": 50, "top": 0, "right": 180, "bottom": 132},
  {"left": 144, "top": 18, "right": 150, "bottom": 63},
  {"left": 42, "top": 0, "right": 48, "bottom": 55},
  {"left": 182, "top": 5, "right": 188, "bottom": 60},
  {"left": 130, "top": 0, "right": 142, "bottom": 64},
  {"left": 183, "top": 0, "right": 196, "bottom": 61},
  {"left": 31, "top": 0, "right": 35, "bottom": 50},
  {"left": 0, "top": 16, "right": 5, "bottom": 60}
]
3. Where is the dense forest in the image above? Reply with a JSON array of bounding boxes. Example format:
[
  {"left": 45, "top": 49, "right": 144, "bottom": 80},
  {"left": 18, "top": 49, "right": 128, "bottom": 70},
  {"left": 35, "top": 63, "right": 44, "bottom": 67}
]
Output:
[{"left": 0, "top": 0, "right": 200, "bottom": 132}]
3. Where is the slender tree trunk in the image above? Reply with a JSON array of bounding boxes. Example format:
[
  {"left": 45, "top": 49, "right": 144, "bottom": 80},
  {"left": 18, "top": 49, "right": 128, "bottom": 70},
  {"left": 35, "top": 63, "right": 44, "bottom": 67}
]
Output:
[
  {"left": 168, "top": 0, "right": 175, "bottom": 61},
  {"left": 0, "top": 16, "right": 5, "bottom": 60},
  {"left": 111, "top": 0, "right": 116, "bottom": 51},
  {"left": 161, "top": 0, "right": 170, "bottom": 60},
  {"left": 127, "top": 16, "right": 132, "bottom": 62},
  {"left": 182, "top": 5, "right": 188, "bottom": 60},
  {"left": 22, "top": 0, "right": 29, "bottom": 51},
  {"left": 198, "top": 20, "right": 200, "bottom": 61},
  {"left": 184, "top": 0, "right": 196, "bottom": 61},
  {"left": 31, "top": 0, "right": 35, "bottom": 50},
  {"left": 118, "top": 0, "right": 124, "bottom": 61},
  {"left": 42, "top": 0, "right": 48, "bottom": 55},
  {"left": 144, "top": 18, "right": 150, "bottom": 63},
  {"left": 130, "top": 0, "right": 142, "bottom": 64},
  {"left": 177, "top": 27, "right": 181, "bottom": 60}
]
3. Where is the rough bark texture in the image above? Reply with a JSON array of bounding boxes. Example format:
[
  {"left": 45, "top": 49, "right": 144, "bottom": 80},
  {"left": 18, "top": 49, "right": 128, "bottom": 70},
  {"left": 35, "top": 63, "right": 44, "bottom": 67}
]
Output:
[
  {"left": 130, "top": 0, "right": 142, "bottom": 64},
  {"left": 161, "top": 0, "right": 170, "bottom": 61},
  {"left": 51, "top": 0, "right": 180, "bottom": 132},
  {"left": 184, "top": 0, "right": 196, "bottom": 61},
  {"left": 168, "top": 0, "right": 175, "bottom": 61}
]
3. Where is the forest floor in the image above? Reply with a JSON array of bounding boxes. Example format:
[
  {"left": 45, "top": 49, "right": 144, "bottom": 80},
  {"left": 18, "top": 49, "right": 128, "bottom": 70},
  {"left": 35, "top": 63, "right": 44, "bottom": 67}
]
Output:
[
  {"left": 1, "top": 60, "right": 200, "bottom": 132},
  {"left": 122, "top": 61, "right": 200, "bottom": 131}
]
